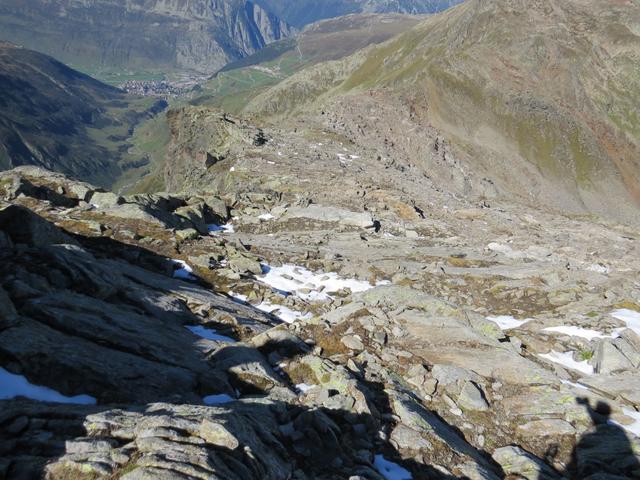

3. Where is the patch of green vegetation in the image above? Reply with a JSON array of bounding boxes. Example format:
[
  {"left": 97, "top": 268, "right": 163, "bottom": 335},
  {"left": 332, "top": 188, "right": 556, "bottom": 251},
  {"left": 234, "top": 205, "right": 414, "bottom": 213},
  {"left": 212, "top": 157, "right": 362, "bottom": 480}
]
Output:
[
  {"left": 113, "top": 110, "right": 172, "bottom": 194},
  {"left": 579, "top": 350, "right": 594, "bottom": 361},
  {"left": 79, "top": 69, "right": 166, "bottom": 87},
  {"left": 586, "top": 311, "right": 599, "bottom": 318},
  {"left": 192, "top": 50, "right": 310, "bottom": 114}
]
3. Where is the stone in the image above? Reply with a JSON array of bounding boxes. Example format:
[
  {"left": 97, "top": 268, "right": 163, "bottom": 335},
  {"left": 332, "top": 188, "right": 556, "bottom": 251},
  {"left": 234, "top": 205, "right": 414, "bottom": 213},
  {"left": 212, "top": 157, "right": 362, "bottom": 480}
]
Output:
[
  {"left": 285, "top": 205, "right": 373, "bottom": 228},
  {"left": 68, "top": 183, "right": 93, "bottom": 202},
  {"left": 90, "top": 191, "right": 123, "bottom": 208},
  {"left": 457, "top": 381, "right": 489, "bottom": 411},
  {"left": 431, "top": 365, "right": 484, "bottom": 393},
  {"left": 516, "top": 419, "right": 575, "bottom": 437},
  {"left": 342, "top": 335, "right": 365, "bottom": 351},
  {"left": 579, "top": 373, "right": 640, "bottom": 405},
  {"left": 176, "top": 228, "right": 199, "bottom": 242},
  {"left": 492, "top": 446, "right": 560, "bottom": 480},
  {"left": 390, "top": 424, "right": 432, "bottom": 451},
  {"left": 228, "top": 254, "right": 263, "bottom": 276},
  {"left": 175, "top": 203, "right": 208, "bottom": 233},
  {"left": 0, "top": 204, "right": 79, "bottom": 247},
  {"left": 212, "top": 345, "right": 283, "bottom": 393},
  {"left": 201, "top": 195, "right": 228, "bottom": 222},
  {"left": 199, "top": 420, "right": 240, "bottom": 450},
  {"left": 594, "top": 340, "right": 635, "bottom": 374}
]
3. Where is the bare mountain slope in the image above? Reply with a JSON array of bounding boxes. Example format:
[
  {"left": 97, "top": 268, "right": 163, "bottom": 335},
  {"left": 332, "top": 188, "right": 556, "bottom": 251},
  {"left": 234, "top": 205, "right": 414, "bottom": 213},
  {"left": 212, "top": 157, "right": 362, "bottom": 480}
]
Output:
[
  {"left": 246, "top": 0, "right": 640, "bottom": 223},
  {"left": 0, "top": 0, "right": 291, "bottom": 77}
]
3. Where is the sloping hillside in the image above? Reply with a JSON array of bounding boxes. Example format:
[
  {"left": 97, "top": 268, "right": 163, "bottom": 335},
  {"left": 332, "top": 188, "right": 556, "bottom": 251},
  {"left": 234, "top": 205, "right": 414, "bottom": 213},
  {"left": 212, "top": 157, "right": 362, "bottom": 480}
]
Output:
[
  {"left": 254, "top": 0, "right": 463, "bottom": 27},
  {"left": 246, "top": 0, "right": 640, "bottom": 222},
  {"left": 0, "top": 43, "right": 166, "bottom": 187},
  {"left": 191, "top": 13, "right": 422, "bottom": 113},
  {"left": 0, "top": 0, "right": 291, "bottom": 77}
]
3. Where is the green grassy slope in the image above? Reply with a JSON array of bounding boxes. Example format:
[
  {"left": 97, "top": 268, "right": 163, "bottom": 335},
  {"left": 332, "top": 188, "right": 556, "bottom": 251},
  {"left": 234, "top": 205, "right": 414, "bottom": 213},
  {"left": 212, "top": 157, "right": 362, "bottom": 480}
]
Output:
[{"left": 191, "top": 14, "right": 422, "bottom": 114}]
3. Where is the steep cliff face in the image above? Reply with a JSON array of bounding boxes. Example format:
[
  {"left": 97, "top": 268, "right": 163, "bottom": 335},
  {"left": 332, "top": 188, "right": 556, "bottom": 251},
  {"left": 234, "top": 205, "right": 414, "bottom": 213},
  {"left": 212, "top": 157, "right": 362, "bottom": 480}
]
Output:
[{"left": 0, "top": 0, "right": 292, "bottom": 75}]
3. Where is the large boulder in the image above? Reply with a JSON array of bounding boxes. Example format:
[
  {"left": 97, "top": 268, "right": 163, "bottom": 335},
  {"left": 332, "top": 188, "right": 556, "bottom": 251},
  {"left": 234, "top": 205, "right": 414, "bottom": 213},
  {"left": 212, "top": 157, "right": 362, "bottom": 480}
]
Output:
[
  {"left": 284, "top": 205, "right": 373, "bottom": 228},
  {"left": 0, "top": 204, "right": 78, "bottom": 247}
]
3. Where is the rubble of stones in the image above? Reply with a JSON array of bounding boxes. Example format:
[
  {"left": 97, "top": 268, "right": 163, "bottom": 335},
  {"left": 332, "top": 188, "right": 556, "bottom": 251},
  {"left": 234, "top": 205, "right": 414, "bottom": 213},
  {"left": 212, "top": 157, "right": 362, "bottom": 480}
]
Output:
[{"left": 1, "top": 166, "right": 640, "bottom": 480}]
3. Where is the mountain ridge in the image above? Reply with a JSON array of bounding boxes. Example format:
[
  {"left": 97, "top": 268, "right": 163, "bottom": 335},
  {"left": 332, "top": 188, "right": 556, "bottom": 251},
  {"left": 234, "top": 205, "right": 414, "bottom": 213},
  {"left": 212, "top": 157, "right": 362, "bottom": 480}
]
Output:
[{"left": 242, "top": 0, "right": 640, "bottom": 223}]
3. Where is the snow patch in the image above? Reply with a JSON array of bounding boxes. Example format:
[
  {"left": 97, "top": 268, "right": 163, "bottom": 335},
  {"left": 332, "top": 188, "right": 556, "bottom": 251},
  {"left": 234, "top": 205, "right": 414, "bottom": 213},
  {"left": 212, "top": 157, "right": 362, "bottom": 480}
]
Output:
[
  {"left": 229, "top": 292, "right": 248, "bottom": 303},
  {"left": 295, "top": 383, "right": 316, "bottom": 394},
  {"left": 259, "top": 264, "right": 386, "bottom": 301},
  {"left": 611, "top": 309, "right": 640, "bottom": 336},
  {"left": 611, "top": 408, "right": 640, "bottom": 437},
  {"left": 587, "top": 263, "right": 610, "bottom": 274},
  {"left": 255, "top": 301, "right": 311, "bottom": 324},
  {"left": 543, "top": 325, "right": 612, "bottom": 341},
  {"left": 203, "top": 394, "right": 235, "bottom": 405},
  {"left": 487, "top": 315, "right": 530, "bottom": 330},
  {"left": 258, "top": 213, "right": 275, "bottom": 221},
  {"left": 374, "top": 455, "right": 412, "bottom": 480},
  {"left": 230, "top": 291, "right": 310, "bottom": 324},
  {"left": 538, "top": 351, "right": 594, "bottom": 375},
  {"left": 186, "top": 326, "right": 236, "bottom": 343},
  {"left": 0, "top": 367, "right": 96, "bottom": 405},
  {"left": 171, "top": 259, "right": 196, "bottom": 280},
  {"left": 561, "top": 380, "right": 590, "bottom": 391},
  {"left": 208, "top": 223, "right": 234, "bottom": 234}
]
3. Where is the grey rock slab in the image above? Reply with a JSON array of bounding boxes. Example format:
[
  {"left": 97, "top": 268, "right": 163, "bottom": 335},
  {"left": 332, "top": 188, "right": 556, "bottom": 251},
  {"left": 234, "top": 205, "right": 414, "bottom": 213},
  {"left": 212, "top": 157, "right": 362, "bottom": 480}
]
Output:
[
  {"left": 389, "top": 389, "right": 494, "bottom": 470},
  {"left": 492, "top": 446, "right": 561, "bottom": 479},
  {"left": 516, "top": 418, "right": 576, "bottom": 438},
  {"left": 580, "top": 373, "right": 640, "bottom": 405},
  {"left": 594, "top": 339, "right": 635, "bottom": 374},
  {"left": 457, "top": 381, "right": 490, "bottom": 411},
  {"left": 90, "top": 191, "right": 123, "bottom": 208},
  {"left": 228, "top": 254, "right": 263, "bottom": 275},
  {"left": 0, "top": 318, "right": 212, "bottom": 403},
  {"left": 199, "top": 419, "right": 240, "bottom": 449},
  {"left": 211, "top": 345, "right": 284, "bottom": 393},
  {"left": 341, "top": 335, "right": 365, "bottom": 351},
  {"left": 285, "top": 205, "right": 372, "bottom": 228}
]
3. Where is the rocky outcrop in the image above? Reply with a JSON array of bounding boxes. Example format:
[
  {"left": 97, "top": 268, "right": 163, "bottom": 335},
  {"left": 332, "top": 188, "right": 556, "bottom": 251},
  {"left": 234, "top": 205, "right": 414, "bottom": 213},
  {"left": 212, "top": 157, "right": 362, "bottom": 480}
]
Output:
[{"left": 0, "top": 0, "right": 292, "bottom": 76}]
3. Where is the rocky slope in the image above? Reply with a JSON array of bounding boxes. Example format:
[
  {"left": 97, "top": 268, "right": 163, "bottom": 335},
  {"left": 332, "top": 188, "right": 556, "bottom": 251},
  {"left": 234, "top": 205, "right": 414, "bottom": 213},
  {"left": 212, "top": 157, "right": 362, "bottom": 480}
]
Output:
[
  {"left": 254, "top": 0, "right": 464, "bottom": 27},
  {"left": 2, "top": 114, "right": 640, "bottom": 478},
  {"left": 2, "top": 0, "right": 640, "bottom": 479},
  {"left": 0, "top": 0, "right": 291, "bottom": 76},
  {"left": 0, "top": 43, "right": 166, "bottom": 188},
  {"left": 244, "top": 0, "right": 640, "bottom": 224}
]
